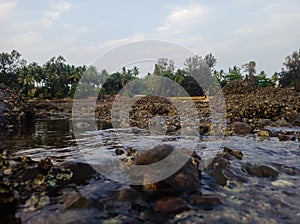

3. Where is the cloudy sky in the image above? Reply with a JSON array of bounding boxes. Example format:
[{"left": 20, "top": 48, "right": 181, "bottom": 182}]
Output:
[{"left": 1, "top": 0, "right": 299, "bottom": 75}]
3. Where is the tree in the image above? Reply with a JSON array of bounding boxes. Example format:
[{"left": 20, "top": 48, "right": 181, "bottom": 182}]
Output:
[
  {"left": 213, "top": 69, "right": 225, "bottom": 85},
  {"left": 0, "top": 50, "right": 26, "bottom": 90},
  {"left": 243, "top": 61, "right": 256, "bottom": 81},
  {"left": 18, "top": 62, "right": 43, "bottom": 98},
  {"left": 271, "top": 72, "right": 279, "bottom": 87},
  {"left": 204, "top": 53, "right": 217, "bottom": 70},
  {"left": 226, "top": 66, "right": 243, "bottom": 82},
  {"left": 255, "top": 71, "right": 273, "bottom": 87},
  {"left": 279, "top": 49, "right": 300, "bottom": 91},
  {"left": 154, "top": 58, "right": 175, "bottom": 79}
]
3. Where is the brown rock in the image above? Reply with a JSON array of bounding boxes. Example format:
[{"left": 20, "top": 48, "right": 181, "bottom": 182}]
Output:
[
  {"left": 190, "top": 193, "right": 222, "bottom": 206},
  {"left": 132, "top": 144, "right": 201, "bottom": 193},
  {"left": 231, "top": 122, "right": 253, "bottom": 135},
  {"left": 154, "top": 197, "right": 188, "bottom": 213},
  {"left": 242, "top": 164, "right": 279, "bottom": 178}
]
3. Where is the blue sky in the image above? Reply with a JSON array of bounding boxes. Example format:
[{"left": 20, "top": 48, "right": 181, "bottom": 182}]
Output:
[{"left": 1, "top": 0, "right": 299, "bottom": 76}]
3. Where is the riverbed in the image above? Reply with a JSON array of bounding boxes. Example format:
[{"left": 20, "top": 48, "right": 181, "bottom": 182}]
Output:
[{"left": 1, "top": 117, "right": 300, "bottom": 223}]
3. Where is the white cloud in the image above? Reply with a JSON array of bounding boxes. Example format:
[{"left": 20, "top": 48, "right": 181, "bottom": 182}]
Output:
[
  {"left": 0, "top": 0, "right": 16, "bottom": 21},
  {"left": 45, "top": 0, "right": 71, "bottom": 21},
  {"left": 78, "top": 26, "right": 88, "bottom": 33},
  {"left": 157, "top": 4, "right": 207, "bottom": 34},
  {"left": 92, "top": 33, "right": 145, "bottom": 50}
]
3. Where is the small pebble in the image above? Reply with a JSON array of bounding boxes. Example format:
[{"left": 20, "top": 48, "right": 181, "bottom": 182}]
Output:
[
  {"left": 271, "top": 180, "right": 294, "bottom": 187},
  {"left": 115, "top": 148, "right": 125, "bottom": 156}
]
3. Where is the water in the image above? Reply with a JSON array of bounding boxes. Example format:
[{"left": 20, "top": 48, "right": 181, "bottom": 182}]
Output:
[{"left": 2, "top": 118, "right": 300, "bottom": 223}]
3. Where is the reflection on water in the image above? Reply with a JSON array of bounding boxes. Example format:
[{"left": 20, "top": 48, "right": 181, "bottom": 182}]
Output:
[{"left": 0, "top": 118, "right": 76, "bottom": 152}]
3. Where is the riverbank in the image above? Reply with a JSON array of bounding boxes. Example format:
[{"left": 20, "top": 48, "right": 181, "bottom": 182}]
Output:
[{"left": 28, "top": 86, "right": 300, "bottom": 135}]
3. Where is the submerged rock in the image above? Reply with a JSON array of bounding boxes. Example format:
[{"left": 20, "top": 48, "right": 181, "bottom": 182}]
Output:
[
  {"left": 242, "top": 164, "right": 279, "bottom": 178},
  {"left": 189, "top": 193, "right": 223, "bottom": 207},
  {"left": 132, "top": 144, "right": 201, "bottom": 194},
  {"left": 205, "top": 147, "right": 246, "bottom": 186},
  {"left": 154, "top": 197, "right": 189, "bottom": 213}
]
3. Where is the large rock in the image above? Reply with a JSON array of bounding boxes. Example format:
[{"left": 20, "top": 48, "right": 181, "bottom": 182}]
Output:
[
  {"left": 131, "top": 144, "right": 201, "bottom": 194},
  {"left": 0, "top": 84, "right": 33, "bottom": 130}
]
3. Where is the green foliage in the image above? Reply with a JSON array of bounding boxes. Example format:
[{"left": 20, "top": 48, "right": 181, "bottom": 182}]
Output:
[
  {"left": 214, "top": 66, "right": 243, "bottom": 87},
  {"left": 255, "top": 71, "right": 273, "bottom": 87},
  {"left": 0, "top": 50, "right": 26, "bottom": 90},
  {"left": 279, "top": 49, "right": 300, "bottom": 91},
  {"left": 2, "top": 49, "right": 298, "bottom": 100}
]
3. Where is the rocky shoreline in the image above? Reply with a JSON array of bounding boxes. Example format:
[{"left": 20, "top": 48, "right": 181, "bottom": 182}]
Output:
[
  {"left": 26, "top": 85, "right": 300, "bottom": 140},
  {"left": 1, "top": 84, "right": 300, "bottom": 222}
]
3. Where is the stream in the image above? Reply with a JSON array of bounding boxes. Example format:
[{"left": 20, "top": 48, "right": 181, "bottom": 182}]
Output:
[{"left": 1, "top": 118, "right": 300, "bottom": 223}]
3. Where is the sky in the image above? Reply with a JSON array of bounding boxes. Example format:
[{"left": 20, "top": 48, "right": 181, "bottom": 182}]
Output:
[{"left": 1, "top": 0, "right": 299, "bottom": 76}]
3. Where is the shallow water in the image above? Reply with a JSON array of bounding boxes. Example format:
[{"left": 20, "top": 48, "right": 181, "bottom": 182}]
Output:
[{"left": 2, "top": 118, "right": 300, "bottom": 223}]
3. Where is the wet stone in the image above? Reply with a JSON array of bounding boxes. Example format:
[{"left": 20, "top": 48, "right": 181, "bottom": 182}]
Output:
[
  {"left": 154, "top": 197, "right": 189, "bottom": 214},
  {"left": 59, "top": 188, "right": 92, "bottom": 209},
  {"left": 221, "top": 146, "right": 243, "bottom": 160},
  {"left": 278, "top": 134, "right": 294, "bottom": 141},
  {"left": 271, "top": 180, "right": 294, "bottom": 187},
  {"left": 132, "top": 144, "right": 201, "bottom": 194},
  {"left": 230, "top": 122, "right": 253, "bottom": 135},
  {"left": 189, "top": 193, "right": 223, "bottom": 207},
  {"left": 38, "top": 157, "right": 53, "bottom": 170},
  {"left": 61, "top": 162, "right": 96, "bottom": 185},
  {"left": 242, "top": 164, "right": 279, "bottom": 178},
  {"left": 115, "top": 148, "right": 125, "bottom": 156},
  {"left": 113, "top": 188, "right": 141, "bottom": 201}
]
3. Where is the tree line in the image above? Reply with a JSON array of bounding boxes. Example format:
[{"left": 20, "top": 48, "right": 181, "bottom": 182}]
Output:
[{"left": 0, "top": 49, "right": 299, "bottom": 99}]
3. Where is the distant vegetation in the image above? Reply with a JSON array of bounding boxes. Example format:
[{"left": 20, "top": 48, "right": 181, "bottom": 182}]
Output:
[{"left": 0, "top": 49, "right": 299, "bottom": 99}]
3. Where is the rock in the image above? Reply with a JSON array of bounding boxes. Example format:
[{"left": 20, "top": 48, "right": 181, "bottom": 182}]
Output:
[
  {"left": 230, "top": 122, "right": 253, "bottom": 135},
  {"left": 221, "top": 146, "right": 243, "bottom": 160},
  {"left": 189, "top": 193, "right": 223, "bottom": 207},
  {"left": 285, "top": 113, "right": 300, "bottom": 126},
  {"left": 23, "top": 193, "right": 50, "bottom": 212},
  {"left": 242, "top": 164, "right": 279, "bottom": 178},
  {"left": 132, "top": 144, "right": 201, "bottom": 194},
  {"left": 223, "top": 80, "right": 257, "bottom": 95},
  {"left": 257, "top": 130, "right": 270, "bottom": 138},
  {"left": 278, "top": 134, "right": 293, "bottom": 141},
  {"left": 113, "top": 188, "right": 141, "bottom": 201},
  {"left": 59, "top": 188, "right": 91, "bottom": 209},
  {"left": 271, "top": 180, "right": 294, "bottom": 187},
  {"left": 205, "top": 156, "right": 230, "bottom": 186},
  {"left": 61, "top": 162, "right": 96, "bottom": 185},
  {"left": 38, "top": 157, "right": 53, "bottom": 170},
  {"left": 154, "top": 197, "right": 189, "bottom": 213},
  {"left": 275, "top": 119, "right": 290, "bottom": 127},
  {"left": 224, "top": 86, "right": 300, "bottom": 124},
  {"left": 115, "top": 148, "right": 125, "bottom": 156},
  {"left": 257, "top": 119, "right": 273, "bottom": 127},
  {"left": 0, "top": 183, "right": 19, "bottom": 211},
  {"left": 0, "top": 84, "right": 34, "bottom": 130}
]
